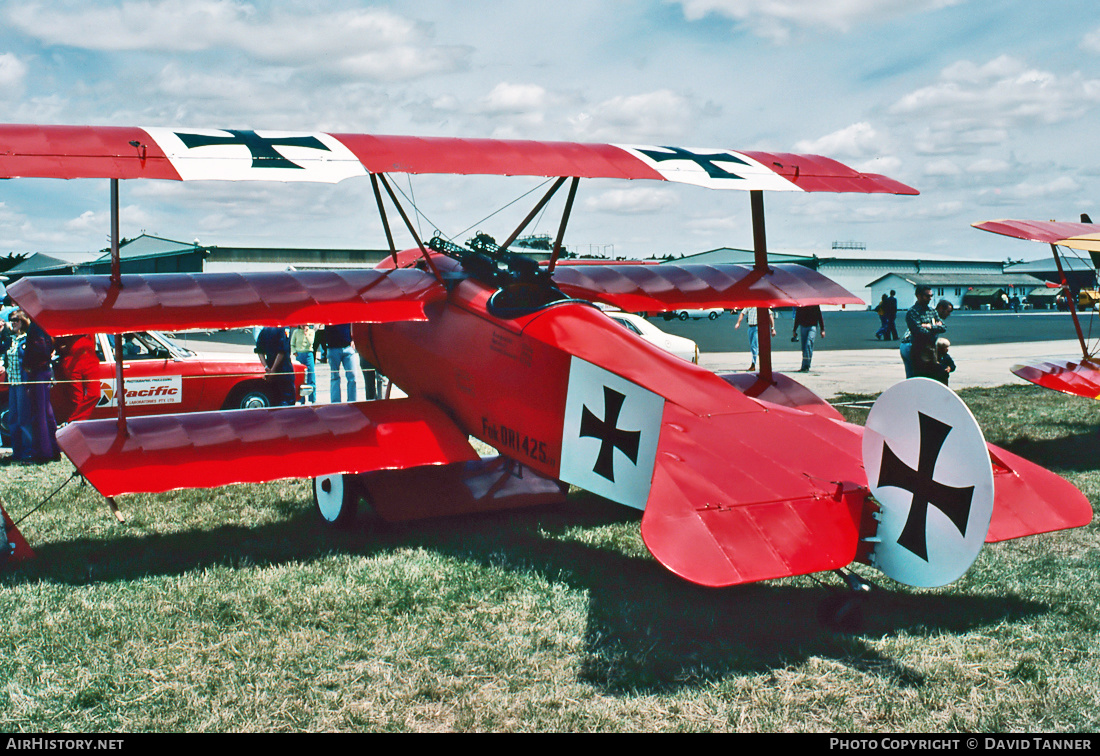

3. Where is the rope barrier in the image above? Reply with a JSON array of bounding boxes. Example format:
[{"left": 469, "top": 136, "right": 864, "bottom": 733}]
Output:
[{"left": 11, "top": 468, "right": 82, "bottom": 527}]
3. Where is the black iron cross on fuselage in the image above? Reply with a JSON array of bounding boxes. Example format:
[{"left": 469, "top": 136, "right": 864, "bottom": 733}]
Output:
[
  {"left": 635, "top": 146, "right": 751, "bottom": 180},
  {"left": 579, "top": 386, "right": 641, "bottom": 482},
  {"left": 174, "top": 129, "right": 330, "bottom": 169},
  {"left": 877, "top": 412, "right": 975, "bottom": 561}
]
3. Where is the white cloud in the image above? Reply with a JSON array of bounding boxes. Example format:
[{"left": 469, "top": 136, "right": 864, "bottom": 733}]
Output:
[
  {"left": 673, "top": 0, "right": 964, "bottom": 43},
  {"left": 793, "top": 122, "right": 886, "bottom": 159},
  {"left": 584, "top": 187, "right": 681, "bottom": 214},
  {"left": 890, "top": 55, "right": 1100, "bottom": 143},
  {"left": 922, "top": 158, "right": 962, "bottom": 177},
  {"left": 1083, "top": 26, "right": 1100, "bottom": 54},
  {"left": 989, "top": 176, "right": 1082, "bottom": 202},
  {"left": 6, "top": 1, "right": 469, "bottom": 81},
  {"left": 571, "top": 90, "right": 699, "bottom": 142},
  {"left": 479, "top": 82, "right": 554, "bottom": 114},
  {"left": 0, "top": 52, "right": 27, "bottom": 95},
  {"left": 63, "top": 204, "right": 152, "bottom": 235}
]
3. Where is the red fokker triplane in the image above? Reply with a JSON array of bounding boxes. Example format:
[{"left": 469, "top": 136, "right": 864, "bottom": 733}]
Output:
[
  {"left": 0, "top": 125, "right": 1091, "bottom": 616},
  {"left": 974, "top": 217, "right": 1100, "bottom": 399}
]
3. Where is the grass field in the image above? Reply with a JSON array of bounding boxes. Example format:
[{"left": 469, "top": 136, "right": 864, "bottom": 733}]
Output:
[{"left": 1, "top": 384, "right": 1098, "bottom": 732}]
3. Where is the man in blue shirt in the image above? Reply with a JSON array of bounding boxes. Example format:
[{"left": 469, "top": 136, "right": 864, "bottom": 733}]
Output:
[
  {"left": 256, "top": 326, "right": 295, "bottom": 407},
  {"left": 323, "top": 323, "right": 357, "bottom": 403}
]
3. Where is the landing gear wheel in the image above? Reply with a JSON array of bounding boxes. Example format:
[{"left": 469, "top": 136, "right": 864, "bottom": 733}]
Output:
[{"left": 313, "top": 474, "right": 359, "bottom": 527}]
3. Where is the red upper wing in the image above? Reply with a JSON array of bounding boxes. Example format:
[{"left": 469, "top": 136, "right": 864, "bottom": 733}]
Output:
[
  {"left": 0, "top": 124, "right": 181, "bottom": 180},
  {"left": 0, "top": 125, "right": 918, "bottom": 194},
  {"left": 551, "top": 263, "right": 864, "bottom": 312},
  {"left": 7, "top": 269, "right": 444, "bottom": 336}
]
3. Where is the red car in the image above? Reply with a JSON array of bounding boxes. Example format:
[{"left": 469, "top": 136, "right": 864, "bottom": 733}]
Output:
[{"left": 1, "top": 331, "right": 305, "bottom": 440}]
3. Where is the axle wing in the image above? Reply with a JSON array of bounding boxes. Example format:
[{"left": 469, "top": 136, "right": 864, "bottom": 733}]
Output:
[{"left": 59, "top": 399, "right": 480, "bottom": 498}]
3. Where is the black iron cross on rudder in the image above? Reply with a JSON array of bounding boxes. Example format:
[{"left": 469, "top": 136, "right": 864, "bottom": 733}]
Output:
[
  {"left": 175, "top": 129, "right": 330, "bottom": 169},
  {"left": 579, "top": 386, "right": 641, "bottom": 482},
  {"left": 877, "top": 412, "right": 975, "bottom": 561}
]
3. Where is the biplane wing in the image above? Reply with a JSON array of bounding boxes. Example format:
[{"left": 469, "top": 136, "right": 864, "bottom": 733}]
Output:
[
  {"left": 974, "top": 218, "right": 1100, "bottom": 399},
  {"left": 1010, "top": 358, "right": 1100, "bottom": 400},
  {"left": 7, "top": 268, "right": 445, "bottom": 336},
  {"left": 973, "top": 220, "right": 1100, "bottom": 253},
  {"left": 0, "top": 125, "right": 918, "bottom": 194},
  {"left": 551, "top": 262, "right": 864, "bottom": 313},
  {"left": 58, "top": 398, "right": 480, "bottom": 498}
]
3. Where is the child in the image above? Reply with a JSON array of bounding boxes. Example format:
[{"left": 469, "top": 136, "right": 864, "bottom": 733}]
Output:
[{"left": 933, "top": 337, "right": 956, "bottom": 385}]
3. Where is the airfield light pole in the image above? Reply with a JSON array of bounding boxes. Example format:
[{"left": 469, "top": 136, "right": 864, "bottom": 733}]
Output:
[{"left": 750, "top": 190, "right": 772, "bottom": 381}]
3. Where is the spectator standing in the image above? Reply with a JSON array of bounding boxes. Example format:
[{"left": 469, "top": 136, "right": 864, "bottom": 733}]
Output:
[
  {"left": 899, "top": 285, "right": 946, "bottom": 379},
  {"left": 21, "top": 316, "right": 59, "bottom": 463},
  {"left": 734, "top": 307, "right": 775, "bottom": 371},
  {"left": 3, "top": 311, "right": 29, "bottom": 460},
  {"left": 290, "top": 325, "right": 317, "bottom": 404},
  {"left": 255, "top": 326, "right": 295, "bottom": 407},
  {"left": 792, "top": 305, "right": 825, "bottom": 373},
  {"left": 884, "top": 290, "right": 899, "bottom": 340},
  {"left": 53, "top": 334, "right": 100, "bottom": 423},
  {"left": 323, "top": 323, "right": 357, "bottom": 403}
]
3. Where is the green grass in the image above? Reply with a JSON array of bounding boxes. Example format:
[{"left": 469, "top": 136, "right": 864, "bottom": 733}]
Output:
[{"left": 1, "top": 384, "right": 1098, "bottom": 732}]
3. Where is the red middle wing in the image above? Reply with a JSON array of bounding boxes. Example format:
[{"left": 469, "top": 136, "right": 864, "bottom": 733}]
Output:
[
  {"left": 550, "top": 263, "right": 863, "bottom": 313},
  {"left": 8, "top": 269, "right": 445, "bottom": 337}
]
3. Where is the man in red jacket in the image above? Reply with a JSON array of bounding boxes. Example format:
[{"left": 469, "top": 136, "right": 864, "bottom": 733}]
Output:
[{"left": 53, "top": 334, "right": 100, "bottom": 423}]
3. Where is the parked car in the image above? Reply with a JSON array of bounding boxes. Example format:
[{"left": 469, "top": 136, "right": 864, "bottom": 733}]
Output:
[
  {"left": 1, "top": 330, "right": 305, "bottom": 442},
  {"left": 661, "top": 308, "right": 724, "bottom": 321},
  {"left": 604, "top": 311, "right": 700, "bottom": 363}
]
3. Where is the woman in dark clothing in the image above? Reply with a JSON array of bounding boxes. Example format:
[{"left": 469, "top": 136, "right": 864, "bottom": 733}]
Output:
[{"left": 21, "top": 317, "right": 59, "bottom": 463}]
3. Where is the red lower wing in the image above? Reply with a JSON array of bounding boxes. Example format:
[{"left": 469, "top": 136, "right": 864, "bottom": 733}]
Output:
[
  {"left": 59, "top": 399, "right": 479, "bottom": 498},
  {"left": 1011, "top": 359, "right": 1100, "bottom": 400}
]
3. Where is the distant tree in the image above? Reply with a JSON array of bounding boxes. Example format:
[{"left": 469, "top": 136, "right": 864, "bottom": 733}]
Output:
[
  {"left": 515, "top": 234, "right": 552, "bottom": 250},
  {"left": 0, "top": 252, "right": 28, "bottom": 274},
  {"left": 97, "top": 237, "right": 135, "bottom": 255}
]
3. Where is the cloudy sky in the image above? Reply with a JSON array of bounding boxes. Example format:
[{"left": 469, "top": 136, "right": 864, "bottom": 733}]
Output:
[{"left": 0, "top": 0, "right": 1097, "bottom": 262}]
